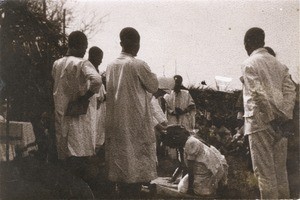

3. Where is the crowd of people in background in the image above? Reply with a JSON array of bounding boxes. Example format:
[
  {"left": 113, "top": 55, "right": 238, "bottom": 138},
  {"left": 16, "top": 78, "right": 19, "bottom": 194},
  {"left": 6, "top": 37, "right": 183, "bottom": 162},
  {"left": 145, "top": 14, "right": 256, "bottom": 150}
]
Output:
[{"left": 48, "top": 26, "right": 298, "bottom": 199}]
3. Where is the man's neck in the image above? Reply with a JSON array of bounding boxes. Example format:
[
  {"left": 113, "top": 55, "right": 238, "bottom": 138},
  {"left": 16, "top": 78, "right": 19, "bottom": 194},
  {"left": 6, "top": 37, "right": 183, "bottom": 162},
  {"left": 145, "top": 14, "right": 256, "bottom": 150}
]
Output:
[
  {"left": 174, "top": 89, "right": 181, "bottom": 94},
  {"left": 121, "top": 47, "right": 137, "bottom": 57},
  {"left": 66, "top": 49, "right": 83, "bottom": 58}
]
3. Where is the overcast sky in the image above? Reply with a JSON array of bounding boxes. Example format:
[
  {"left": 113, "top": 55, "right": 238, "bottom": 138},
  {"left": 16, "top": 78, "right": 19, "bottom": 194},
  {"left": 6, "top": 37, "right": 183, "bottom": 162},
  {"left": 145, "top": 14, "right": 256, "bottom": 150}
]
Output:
[{"left": 66, "top": 0, "right": 299, "bottom": 90}]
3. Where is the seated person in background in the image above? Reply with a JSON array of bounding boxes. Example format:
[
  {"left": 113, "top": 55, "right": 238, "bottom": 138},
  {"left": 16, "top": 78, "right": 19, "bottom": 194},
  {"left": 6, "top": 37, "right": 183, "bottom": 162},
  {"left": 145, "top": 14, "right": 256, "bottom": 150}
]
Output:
[
  {"left": 209, "top": 114, "right": 232, "bottom": 154},
  {"left": 196, "top": 114, "right": 212, "bottom": 143},
  {"left": 162, "top": 125, "right": 228, "bottom": 196}
]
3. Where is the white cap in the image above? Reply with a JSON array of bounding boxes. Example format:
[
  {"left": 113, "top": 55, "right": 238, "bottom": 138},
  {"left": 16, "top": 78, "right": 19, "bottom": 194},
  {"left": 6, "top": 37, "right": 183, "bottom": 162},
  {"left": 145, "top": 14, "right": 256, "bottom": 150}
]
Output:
[{"left": 158, "top": 77, "right": 175, "bottom": 93}]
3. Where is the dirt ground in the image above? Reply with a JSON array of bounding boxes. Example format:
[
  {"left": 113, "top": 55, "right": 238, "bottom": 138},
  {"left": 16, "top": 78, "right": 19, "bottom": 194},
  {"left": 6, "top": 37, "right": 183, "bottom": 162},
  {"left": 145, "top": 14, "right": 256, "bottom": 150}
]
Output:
[
  {"left": 156, "top": 153, "right": 260, "bottom": 199},
  {"left": 0, "top": 132, "right": 299, "bottom": 199}
]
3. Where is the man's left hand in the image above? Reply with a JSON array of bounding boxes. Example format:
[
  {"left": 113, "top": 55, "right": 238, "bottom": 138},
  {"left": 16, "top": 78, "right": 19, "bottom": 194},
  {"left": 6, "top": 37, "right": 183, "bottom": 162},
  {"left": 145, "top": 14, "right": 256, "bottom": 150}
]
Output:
[{"left": 175, "top": 107, "right": 185, "bottom": 115}]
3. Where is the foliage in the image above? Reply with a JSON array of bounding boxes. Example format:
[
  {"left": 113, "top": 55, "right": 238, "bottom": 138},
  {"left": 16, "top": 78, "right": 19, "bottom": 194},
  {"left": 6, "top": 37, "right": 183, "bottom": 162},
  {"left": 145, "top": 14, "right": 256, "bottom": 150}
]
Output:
[
  {"left": 0, "top": 0, "right": 66, "bottom": 121},
  {"left": 188, "top": 86, "right": 241, "bottom": 131}
]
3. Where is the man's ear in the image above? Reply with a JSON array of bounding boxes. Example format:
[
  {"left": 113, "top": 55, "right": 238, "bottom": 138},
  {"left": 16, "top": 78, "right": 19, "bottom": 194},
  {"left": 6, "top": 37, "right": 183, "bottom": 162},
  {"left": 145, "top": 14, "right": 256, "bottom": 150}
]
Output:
[{"left": 120, "top": 41, "right": 123, "bottom": 47}]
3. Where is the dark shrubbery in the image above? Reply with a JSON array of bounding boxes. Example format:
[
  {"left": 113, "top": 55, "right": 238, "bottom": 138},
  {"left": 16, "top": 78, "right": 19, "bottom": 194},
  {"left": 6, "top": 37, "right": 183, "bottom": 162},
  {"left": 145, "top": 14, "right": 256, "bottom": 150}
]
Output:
[
  {"left": 0, "top": 0, "right": 66, "bottom": 121},
  {"left": 189, "top": 86, "right": 242, "bottom": 132}
]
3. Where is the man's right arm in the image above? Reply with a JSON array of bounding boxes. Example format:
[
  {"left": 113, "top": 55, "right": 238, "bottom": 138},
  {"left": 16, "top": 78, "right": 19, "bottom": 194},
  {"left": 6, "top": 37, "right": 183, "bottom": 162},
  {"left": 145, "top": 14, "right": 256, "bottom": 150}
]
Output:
[
  {"left": 281, "top": 68, "right": 296, "bottom": 120},
  {"left": 242, "top": 64, "right": 274, "bottom": 123},
  {"left": 80, "top": 60, "right": 102, "bottom": 101},
  {"left": 136, "top": 61, "right": 158, "bottom": 94}
]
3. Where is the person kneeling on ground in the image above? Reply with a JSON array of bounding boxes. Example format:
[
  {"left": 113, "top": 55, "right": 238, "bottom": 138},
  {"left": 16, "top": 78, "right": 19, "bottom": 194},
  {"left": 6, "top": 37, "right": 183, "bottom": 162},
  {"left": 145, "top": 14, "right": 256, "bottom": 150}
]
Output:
[{"left": 162, "top": 125, "right": 228, "bottom": 196}]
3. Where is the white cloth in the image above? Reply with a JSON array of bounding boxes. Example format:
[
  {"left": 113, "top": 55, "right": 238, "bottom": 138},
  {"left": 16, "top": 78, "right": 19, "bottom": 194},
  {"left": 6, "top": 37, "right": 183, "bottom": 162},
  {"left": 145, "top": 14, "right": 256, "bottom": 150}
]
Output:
[
  {"left": 52, "top": 56, "right": 102, "bottom": 159},
  {"left": 178, "top": 136, "right": 228, "bottom": 196},
  {"left": 242, "top": 48, "right": 295, "bottom": 199},
  {"left": 0, "top": 121, "right": 37, "bottom": 161},
  {"left": 151, "top": 96, "right": 167, "bottom": 126},
  {"left": 184, "top": 136, "right": 227, "bottom": 175},
  {"left": 95, "top": 85, "right": 106, "bottom": 147},
  {"left": 105, "top": 52, "right": 158, "bottom": 183},
  {"left": 248, "top": 128, "right": 289, "bottom": 199},
  {"left": 164, "top": 90, "right": 195, "bottom": 130},
  {"left": 242, "top": 48, "right": 296, "bottom": 134}
]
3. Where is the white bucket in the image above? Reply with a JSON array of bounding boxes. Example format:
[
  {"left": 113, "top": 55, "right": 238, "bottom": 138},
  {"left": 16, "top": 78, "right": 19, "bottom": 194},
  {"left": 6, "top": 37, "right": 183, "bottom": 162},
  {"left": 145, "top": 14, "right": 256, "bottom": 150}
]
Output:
[
  {"left": 158, "top": 77, "right": 175, "bottom": 91},
  {"left": 215, "top": 76, "right": 232, "bottom": 92}
]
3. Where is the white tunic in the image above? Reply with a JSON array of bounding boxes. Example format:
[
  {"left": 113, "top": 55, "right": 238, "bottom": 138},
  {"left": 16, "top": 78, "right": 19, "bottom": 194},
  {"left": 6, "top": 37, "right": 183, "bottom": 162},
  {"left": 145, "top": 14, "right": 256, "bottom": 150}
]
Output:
[
  {"left": 52, "top": 56, "right": 102, "bottom": 159},
  {"left": 105, "top": 52, "right": 158, "bottom": 183},
  {"left": 178, "top": 136, "right": 228, "bottom": 196},
  {"left": 151, "top": 96, "right": 167, "bottom": 126},
  {"left": 95, "top": 85, "right": 106, "bottom": 148},
  {"left": 242, "top": 48, "right": 296, "bottom": 134},
  {"left": 164, "top": 90, "right": 196, "bottom": 130}
]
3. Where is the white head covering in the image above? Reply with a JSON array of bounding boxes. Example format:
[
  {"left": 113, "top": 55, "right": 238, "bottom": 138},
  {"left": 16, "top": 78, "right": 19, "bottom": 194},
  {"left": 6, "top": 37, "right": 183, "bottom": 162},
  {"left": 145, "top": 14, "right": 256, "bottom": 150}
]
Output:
[{"left": 158, "top": 77, "right": 175, "bottom": 93}]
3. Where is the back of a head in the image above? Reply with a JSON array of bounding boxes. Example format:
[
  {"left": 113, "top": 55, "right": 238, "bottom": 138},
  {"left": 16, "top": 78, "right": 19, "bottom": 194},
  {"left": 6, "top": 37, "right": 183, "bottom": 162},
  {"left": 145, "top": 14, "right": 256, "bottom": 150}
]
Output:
[
  {"left": 244, "top": 27, "right": 265, "bottom": 48},
  {"left": 161, "top": 125, "right": 190, "bottom": 148},
  {"left": 120, "top": 27, "right": 140, "bottom": 49},
  {"left": 88, "top": 46, "right": 103, "bottom": 59},
  {"left": 120, "top": 27, "right": 140, "bottom": 42},
  {"left": 68, "top": 31, "right": 88, "bottom": 49}
]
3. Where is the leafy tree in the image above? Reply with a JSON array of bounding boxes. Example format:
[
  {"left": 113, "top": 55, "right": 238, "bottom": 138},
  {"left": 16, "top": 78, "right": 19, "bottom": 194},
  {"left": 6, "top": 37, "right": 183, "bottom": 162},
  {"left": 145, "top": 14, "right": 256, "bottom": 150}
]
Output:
[
  {"left": 0, "top": 0, "right": 107, "bottom": 161},
  {"left": 0, "top": 0, "right": 108, "bottom": 121},
  {"left": 0, "top": 0, "right": 66, "bottom": 121}
]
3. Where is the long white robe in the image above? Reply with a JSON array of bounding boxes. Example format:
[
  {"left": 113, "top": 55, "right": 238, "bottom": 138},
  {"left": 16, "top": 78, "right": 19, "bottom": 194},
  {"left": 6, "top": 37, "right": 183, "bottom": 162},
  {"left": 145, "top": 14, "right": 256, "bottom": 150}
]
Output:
[
  {"left": 52, "top": 56, "right": 102, "bottom": 159},
  {"left": 105, "top": 52, "right": 158, "bottom": 183}
]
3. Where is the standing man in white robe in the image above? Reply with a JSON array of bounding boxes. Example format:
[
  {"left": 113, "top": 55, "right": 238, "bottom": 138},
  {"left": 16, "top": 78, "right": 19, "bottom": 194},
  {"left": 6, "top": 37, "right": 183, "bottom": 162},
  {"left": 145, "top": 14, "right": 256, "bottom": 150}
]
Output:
[
  {"left": 52, "top": 31, "right": 102, "bottom": 177},
  {"left": 165, "top": 75, "right": 196, "bottom": 131},
  {"left": 105, "top": 27, "right": 158, "bottom": 198}
]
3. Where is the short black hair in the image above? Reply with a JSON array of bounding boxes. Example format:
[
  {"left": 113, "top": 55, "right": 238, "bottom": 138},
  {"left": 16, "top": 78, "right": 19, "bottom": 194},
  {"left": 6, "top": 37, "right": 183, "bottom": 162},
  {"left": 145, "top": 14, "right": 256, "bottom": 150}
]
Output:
[
  {"left": 161, "top": 125, "right": 190, "bottom": 148},
  {"left": 120, "top": 27, "right": 140, "bottom": 44},
  {"left": 244, "top": 27, "right": 265, "bottom": 47},
  {"left": 68, "top": 31, "right": 88, "bottom": 49},
  {"left": 174, "top": 75, "right": 183, "bottom": 84},
  {"left": 88, "top": 46, "right": 103, "bottom": 59}
]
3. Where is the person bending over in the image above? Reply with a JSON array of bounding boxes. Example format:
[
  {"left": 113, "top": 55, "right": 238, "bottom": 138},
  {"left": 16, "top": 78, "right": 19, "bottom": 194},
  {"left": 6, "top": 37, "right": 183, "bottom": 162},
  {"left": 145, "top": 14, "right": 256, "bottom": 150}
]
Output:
[{"left": 162, "top": 125, "right": 228, "bottom": 196}]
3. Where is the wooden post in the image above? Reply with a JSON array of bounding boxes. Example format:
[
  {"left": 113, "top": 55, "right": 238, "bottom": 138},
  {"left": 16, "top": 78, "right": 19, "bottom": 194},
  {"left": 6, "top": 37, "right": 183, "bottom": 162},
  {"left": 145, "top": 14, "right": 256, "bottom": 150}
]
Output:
[
  {"left": 63, "top": 9, "right": 66, "bottom": 46},
  {"left": 43, "top": 0, "right": 46, "bottom": 19},
  {"left": 5, "top": 96, "right": 10, "bottom": 161}
]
